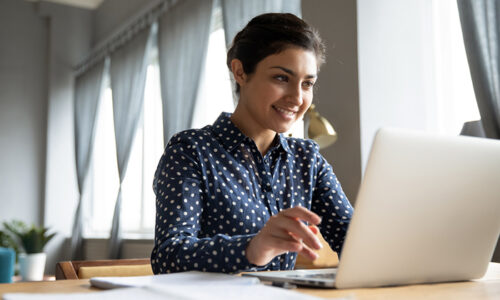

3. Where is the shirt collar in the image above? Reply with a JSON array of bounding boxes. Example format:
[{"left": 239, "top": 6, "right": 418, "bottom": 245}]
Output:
[
  {"left": 211, "top": 112, "right": 246, "bottom": 152},
  {"left": 211, "top": 112, "right": 293, "bottom": 155}
]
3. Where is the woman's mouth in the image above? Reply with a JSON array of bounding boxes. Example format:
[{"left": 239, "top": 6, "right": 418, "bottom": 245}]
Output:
[{"left": 273, "top": 106, "right": 297, "bottom": 119}]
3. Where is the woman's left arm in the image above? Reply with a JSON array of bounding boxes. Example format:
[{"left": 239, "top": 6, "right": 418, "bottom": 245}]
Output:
[{"left": 311, "top": 149, "right": 354, "bottom": 255}]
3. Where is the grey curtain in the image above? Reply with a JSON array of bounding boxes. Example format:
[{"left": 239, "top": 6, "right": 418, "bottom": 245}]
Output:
[
  {"left": 108, "top": 26, "right": 155, "bottom": 259},
  {"left": 457, "top": 0, "right": 500, "bottom": 139},
  {"left": 158, "top": 0, "right": 214, "bottom": 144},
  {"left": 71, "top": 60, "right": 107, "bottom": 260},
  {"left": 221, "top": 0, "right": 302, "bottom": 49}
]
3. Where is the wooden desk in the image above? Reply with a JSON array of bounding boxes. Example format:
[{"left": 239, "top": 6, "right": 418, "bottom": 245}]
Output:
[{"left": 1, "top": 263, "right": 499, "bottom": 299}]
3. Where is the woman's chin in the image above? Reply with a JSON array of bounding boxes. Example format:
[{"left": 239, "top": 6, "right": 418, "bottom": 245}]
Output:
[{"left": 273, "top": 124, "right": 293, "bottom": 134}]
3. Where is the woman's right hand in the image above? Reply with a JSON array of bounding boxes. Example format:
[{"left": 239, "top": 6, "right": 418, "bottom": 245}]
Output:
[{"left": 245, "top": 206, "right": 322, "bottom": 266}]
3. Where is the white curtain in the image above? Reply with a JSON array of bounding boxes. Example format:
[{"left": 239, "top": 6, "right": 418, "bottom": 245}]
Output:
[
  {"left": 221, "top": 0, "right": 302, "bottom": 49},
  {"left": 71, "top": 60, "right": 107, "bottom": 259},
  {"left": 158, "top": 0, "right": 214, "bottom": 144},
  {"left": 108, "top": 26, "right": 155, "bottom": 259}
]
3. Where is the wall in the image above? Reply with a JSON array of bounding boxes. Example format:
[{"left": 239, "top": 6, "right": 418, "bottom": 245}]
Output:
[
  {"left": 302, "top": 0, "right": 362, "bottom": 203},
  {"left": 357, "top": 0, "right": 436, "bottom": 169},
  {"left": 0, "top": 0, "right": 49, "bottom": 225},
  {"left": 39, "top": 2, "right": 93, "bottom": 274},
  {"left": 92, "top": 0, "right": 161, "bottom": 47}
]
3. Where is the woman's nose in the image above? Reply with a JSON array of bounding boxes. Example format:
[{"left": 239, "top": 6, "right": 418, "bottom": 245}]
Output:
[{"left": 287, "top": 84, "right": 303, "bottom": 105}]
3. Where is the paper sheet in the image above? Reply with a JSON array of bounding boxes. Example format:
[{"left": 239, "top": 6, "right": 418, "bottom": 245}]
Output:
[
  {"left": 89, "top": 271, "right": 260, "bottom": 289},
  {"left": 4, "top": 284, "right": 331, "bottom": 300},
  {"left": 4, "top": 272, "right": 351, "bottom": 300}
]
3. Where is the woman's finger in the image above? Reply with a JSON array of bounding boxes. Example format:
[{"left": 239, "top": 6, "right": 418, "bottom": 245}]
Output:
[
  {"left": 266, "top": 235, "right": 304, "bottom": 253},
  {"left": 308, "top": 225, "right": 319, "bottom": 235},
  {"left": 280, "top": 206, "right": 321, "bottom": 225},
  {"left": 268, "top": 215, "right": 322, "bottom": 250}
]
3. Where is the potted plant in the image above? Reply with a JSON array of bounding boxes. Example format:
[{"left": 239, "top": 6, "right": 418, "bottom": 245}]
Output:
[{"left": 3, "top": 220, "right": 55, "bottom": 281}]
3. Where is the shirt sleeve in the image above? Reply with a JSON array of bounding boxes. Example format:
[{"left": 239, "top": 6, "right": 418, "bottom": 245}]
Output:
[
  {"left": 310, "top": 143, "right": 354, "bottom": 255},
  {"left": 150, "top": 133, "right": 267, "bottom": 274}
]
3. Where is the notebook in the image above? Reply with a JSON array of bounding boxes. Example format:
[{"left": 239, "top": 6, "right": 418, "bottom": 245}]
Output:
[{"left": 243, "top": 128, "right": 500, "bottom": 288}]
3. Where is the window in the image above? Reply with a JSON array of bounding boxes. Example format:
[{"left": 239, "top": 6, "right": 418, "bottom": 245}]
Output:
[
  {"left": 192, "top": 5, "right": 234, "bottom": 129},
  {"left": 84, "top": 52, "right": 163, "bottom": 239},
  {"left": 84, "top": 5, "right": 306, "bottom": 239},
  {"left": 84, "top": 7, "right": 235, "bottom": 238},
  {"left": 432, "top": 0, "right": 480, "bottom": 135},
  {"left": 120, "top": 58, "right": 163, "bottom": 238},
  {"left": 84, "top": 75, "right": 119, "bottom": 238}
]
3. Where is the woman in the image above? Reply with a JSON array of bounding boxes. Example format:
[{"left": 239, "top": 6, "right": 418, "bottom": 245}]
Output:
[{"left": 151, "top": 13, "right": 353, "bottom": 274}]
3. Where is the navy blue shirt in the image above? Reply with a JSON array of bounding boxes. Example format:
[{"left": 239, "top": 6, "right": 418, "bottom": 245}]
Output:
[{"left": 151, "top": 113, "right": 353, "bottom": 274}]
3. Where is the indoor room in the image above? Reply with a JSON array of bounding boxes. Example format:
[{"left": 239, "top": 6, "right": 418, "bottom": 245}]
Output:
[{"left": 0, "top": 0, "right": 499, "bottom": 298}]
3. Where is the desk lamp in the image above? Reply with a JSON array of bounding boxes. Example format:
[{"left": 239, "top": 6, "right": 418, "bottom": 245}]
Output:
[{"left": 304, "top": 104, "right": 337, "bottom": 149}]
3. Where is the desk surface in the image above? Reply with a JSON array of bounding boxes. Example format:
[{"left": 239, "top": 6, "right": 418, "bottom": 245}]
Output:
[{"left": 1, "top": 263, "right": 499, "bottom": 299}]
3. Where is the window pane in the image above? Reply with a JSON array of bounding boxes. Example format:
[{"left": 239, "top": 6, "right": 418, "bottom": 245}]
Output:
[
  {"left": 118, "top": 62, "right": 164, "bottom": 236},
  {"left": 120, "top": 119, "right": 143, "bottom": 232},
  {"left": 142, "top": 63, "right": 164, "bottom": 232},
  {"left": 432, "top": 0, "right": 480, "bottom": 134},
  {"left": 192, "top": 27, "right": 234, "bottom": 129},
  {"left": 85, "top": 85, "right": 119, "bottom": 238}
]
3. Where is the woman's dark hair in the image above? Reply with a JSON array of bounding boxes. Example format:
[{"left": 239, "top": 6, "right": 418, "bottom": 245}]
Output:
[{"left": 227, "top": 13, "right": 326, "bottom": 94}]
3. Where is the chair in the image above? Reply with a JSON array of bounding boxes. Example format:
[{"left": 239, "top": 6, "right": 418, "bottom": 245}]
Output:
[{"left": 55, "top": 258, "right": 153, "bottom": 280}]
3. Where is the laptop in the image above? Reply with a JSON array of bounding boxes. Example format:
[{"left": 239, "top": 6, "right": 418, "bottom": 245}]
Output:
[{"left": 243, "top": 128, "right": 500, "bottom": 288}]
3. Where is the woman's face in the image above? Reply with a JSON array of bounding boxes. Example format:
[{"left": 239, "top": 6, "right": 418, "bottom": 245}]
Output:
[{"left": 235, "top": 47, "right": 317, "bottom": 134}]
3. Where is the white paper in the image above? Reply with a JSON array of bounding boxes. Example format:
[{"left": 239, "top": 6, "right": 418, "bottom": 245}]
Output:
[
  {"left": 3, "top": 284, "right": 330, "bottom": 300},
  {"left": 145, "top": 284, "right": 327, "bottom": 300},
  {"left": 89, "top": 271, "right": 260, "bottom": 289},
  {"left": 4, "top": 272, "right": 351, "bottom": 300},
  {"left": 3, "top": 287, "right": 163, "bottom": 300}
]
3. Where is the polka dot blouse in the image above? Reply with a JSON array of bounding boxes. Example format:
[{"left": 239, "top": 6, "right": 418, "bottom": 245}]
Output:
[{"left": 151, "top": 113, "right": 353, "bottom": 274}]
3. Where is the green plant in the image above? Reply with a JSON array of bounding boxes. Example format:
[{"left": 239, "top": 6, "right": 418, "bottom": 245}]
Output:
[
  {"left": 0, "top": 230, "right": 18, "bottom": 250},
  {"left": 3, "top": 220, "right": 56, "bottom": 254}
]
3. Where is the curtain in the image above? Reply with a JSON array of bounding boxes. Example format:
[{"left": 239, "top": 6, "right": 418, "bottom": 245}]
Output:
[
  {"left": 158, "top": 0, "right": 214, "bottom": 144},
  {"left": 221, "top": 0, "right": 302, "bottom": 49},
  {"left": 108, "top": 26, "right": 155, "bottom": 259},
  {"left": 457, "top": 0, "right": 500, "bottom": 139},
  {"left": 71, "top": 61, "right": 107, "bottom": 260}
]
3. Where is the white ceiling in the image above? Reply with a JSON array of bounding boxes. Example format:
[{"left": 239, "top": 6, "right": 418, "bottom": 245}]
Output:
[{"left": 25, "top": 0, "right": 104, "bottom": 10}]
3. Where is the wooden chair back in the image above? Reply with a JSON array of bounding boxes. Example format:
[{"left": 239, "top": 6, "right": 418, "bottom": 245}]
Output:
[{"left": 55, "top": 258, "right": 152, "bottom": 280}]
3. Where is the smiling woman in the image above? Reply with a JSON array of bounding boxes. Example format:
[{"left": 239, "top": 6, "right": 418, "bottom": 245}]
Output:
[{"left": 150, "top": 13, "right": 353, "bottom": 274}]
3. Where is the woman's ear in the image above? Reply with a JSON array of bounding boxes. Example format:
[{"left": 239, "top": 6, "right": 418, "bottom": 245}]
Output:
[{"left": 230, "top": 59, "right": 247, "bottom": 86}]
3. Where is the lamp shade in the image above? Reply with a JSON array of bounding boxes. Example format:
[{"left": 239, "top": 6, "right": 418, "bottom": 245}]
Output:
[{"left": 305, "top": 104, "right": 337, "bottom": 149}]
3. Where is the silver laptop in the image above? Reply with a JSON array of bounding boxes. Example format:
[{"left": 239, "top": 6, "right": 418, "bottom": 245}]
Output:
[{"left": 243, "top": 128, "right": 500, "bottom": 288}]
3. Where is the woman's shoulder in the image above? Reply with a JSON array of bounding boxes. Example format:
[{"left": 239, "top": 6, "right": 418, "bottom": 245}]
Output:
[
  {"left": 283, "top": 136, "right": 320, "bottom": 154},
  {"left": 166, "top": 126, "right": 214, "bottom": 148}
]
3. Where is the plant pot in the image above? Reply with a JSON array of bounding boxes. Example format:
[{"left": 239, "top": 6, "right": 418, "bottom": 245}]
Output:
[
  {"left": 0, "top": 247, "right": 15, "bottom": 283},
  {"left": 18, "top": 252, "right": 46, "bottom": 281}
]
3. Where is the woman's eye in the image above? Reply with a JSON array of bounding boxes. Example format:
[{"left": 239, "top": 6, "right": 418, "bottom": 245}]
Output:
[
  {"left": 274, "top": 75, "right": 288, "bottom": 82},
  {"left": 302, "top": 81, "right": 315, "bottom": 89}
]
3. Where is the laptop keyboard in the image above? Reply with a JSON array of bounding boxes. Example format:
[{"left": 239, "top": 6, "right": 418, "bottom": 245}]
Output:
[{"left": 287, "top": 272, "right": 336, "bottom": 279}]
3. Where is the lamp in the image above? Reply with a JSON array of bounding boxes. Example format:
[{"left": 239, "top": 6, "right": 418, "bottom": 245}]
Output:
[{"left": 304, "top": 104, "right": 337, "bottom": 149}]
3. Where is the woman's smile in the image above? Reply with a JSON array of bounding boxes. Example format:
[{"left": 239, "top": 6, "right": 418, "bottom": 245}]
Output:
[{"left": 272, "top": 105, "right": 298, "bottom": 120}]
